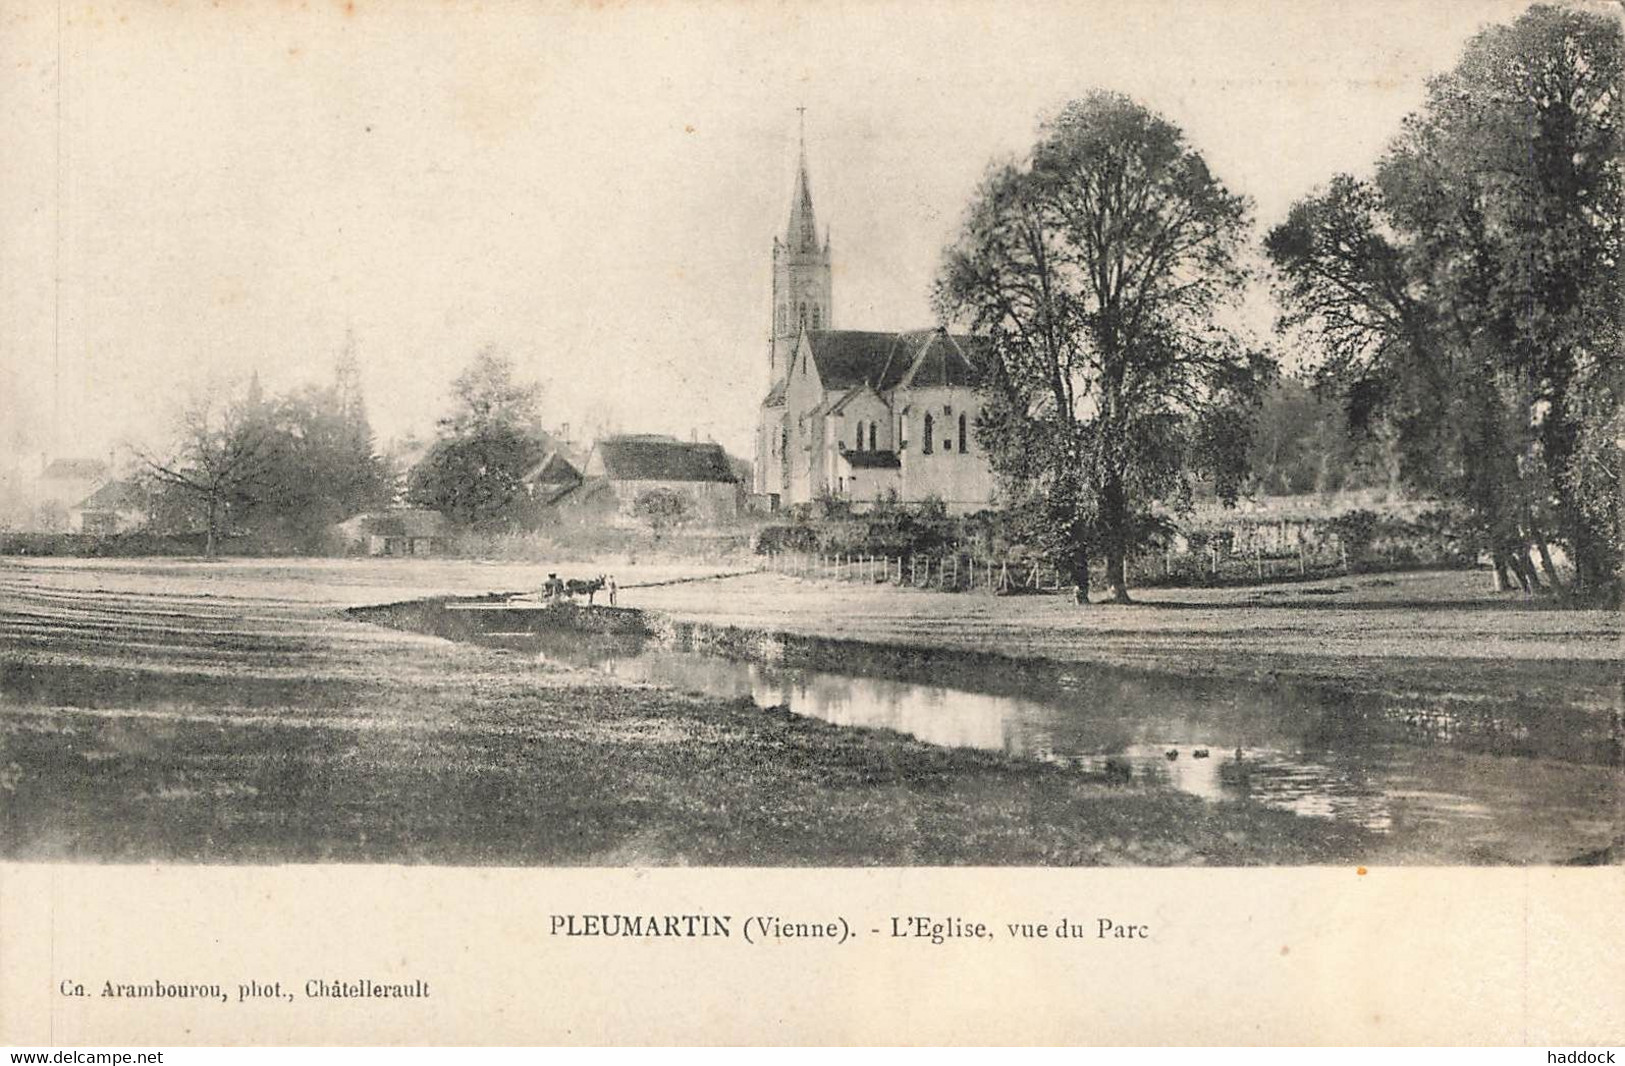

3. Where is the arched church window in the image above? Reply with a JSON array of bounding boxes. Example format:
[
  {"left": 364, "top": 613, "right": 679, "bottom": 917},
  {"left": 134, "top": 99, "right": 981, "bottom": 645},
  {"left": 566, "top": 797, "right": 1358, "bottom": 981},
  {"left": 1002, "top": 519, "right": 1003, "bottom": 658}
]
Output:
[
  {"left": 959, "top": 413, "right": 968, "bottom": 454},
  {"left": 854, "top": 422, "right": 863, "bottom": 451},
  {"left": 798, "top": 303, "right": 807, "bottom": 327},
  {"left": 923, "top": 413, "right": 934, "bottom": 455},
  {"left": 869, "top": 422, "right": 877, "bottom": 452},
  {"left": 812, "top": 305, "right": 822, "bottom": 329}
]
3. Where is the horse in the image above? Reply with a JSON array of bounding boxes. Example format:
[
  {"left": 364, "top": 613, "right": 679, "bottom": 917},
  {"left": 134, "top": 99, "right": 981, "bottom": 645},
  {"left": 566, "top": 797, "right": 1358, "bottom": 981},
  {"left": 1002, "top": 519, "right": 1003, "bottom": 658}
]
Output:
[{"left": 564, "top": 575, "right": 607, "bottom": 605}]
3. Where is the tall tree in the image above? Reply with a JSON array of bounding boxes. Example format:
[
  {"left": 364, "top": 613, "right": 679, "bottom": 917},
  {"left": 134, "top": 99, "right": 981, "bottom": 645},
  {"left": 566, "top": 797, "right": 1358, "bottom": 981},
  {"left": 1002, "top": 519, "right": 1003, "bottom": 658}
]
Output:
[
  {"left": 407, "top": 349, "right": 550, "bottom": 528},
  {"left": 1268, "top": 5, "right": 1622, "bottom": 595},
  {"left": 441, "top": 346, "right": 547, "bottom": 438},
  {"left": 236, "top": 383, "right": 395, "bottom": 549},
  {"left": 936, "top": 92, "right": 1266, "bottom": 603}
]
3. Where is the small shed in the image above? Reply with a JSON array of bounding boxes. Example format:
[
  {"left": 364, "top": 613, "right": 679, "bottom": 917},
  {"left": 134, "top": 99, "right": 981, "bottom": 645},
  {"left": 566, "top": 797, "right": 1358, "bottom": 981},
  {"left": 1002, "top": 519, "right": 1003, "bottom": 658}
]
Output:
[{"left": 335, "top": 508, "right": 451, "bottom": 556}]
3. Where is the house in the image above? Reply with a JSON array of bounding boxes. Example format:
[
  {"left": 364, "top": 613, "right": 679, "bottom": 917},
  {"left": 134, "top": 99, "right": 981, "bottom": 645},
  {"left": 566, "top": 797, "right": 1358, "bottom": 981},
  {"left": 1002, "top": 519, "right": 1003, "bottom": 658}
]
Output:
[
  {"left": 581, "top": 435, "right": 740, "bottom": 524},
  {"left": 334, "top": 508, "right": 450, "bottom": 556},
  {"left": 752, "top": 125, "right": 998, "bottom": 515},
  {"left": 69, "top": 480, "right": 148, "bottom": 535},
  {"left": 14, "top": 456, "right": 114, "bottom": 530},
  {"left": 39, "top": 457, "right": 109, "bottom": 498},
  {"left": 522, "top": 449, "right": 583, "bottom": 505}
]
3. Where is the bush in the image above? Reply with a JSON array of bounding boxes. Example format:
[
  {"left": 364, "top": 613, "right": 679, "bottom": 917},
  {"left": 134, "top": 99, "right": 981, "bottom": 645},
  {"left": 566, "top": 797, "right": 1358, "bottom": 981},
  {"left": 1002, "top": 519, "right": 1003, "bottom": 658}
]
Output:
[
  {"left": 632, "top": 488, "right": 693, "bottom": 541},
  {"left": 1324, "top": 509, "right": 1380, "bottom": 561}
]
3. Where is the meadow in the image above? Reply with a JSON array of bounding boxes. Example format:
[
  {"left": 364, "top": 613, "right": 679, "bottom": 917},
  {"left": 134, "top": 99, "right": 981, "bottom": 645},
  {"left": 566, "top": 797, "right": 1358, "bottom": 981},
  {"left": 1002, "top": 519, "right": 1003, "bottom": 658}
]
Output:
[
  {"left": 0, "top": 556, "right": 1377, "bottom": 865},
  {"left": 1, "top": 556, "right": 1616, "bottom": 865}
]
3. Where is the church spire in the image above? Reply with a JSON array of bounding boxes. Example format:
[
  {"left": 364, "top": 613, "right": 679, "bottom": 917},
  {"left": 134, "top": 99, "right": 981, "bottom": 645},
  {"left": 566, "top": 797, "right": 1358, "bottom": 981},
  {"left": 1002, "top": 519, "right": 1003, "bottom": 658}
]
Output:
[
  {"left": 769, "top": 108, "right": 833, "bottom": 385},
  {"left": 786, "top": 106, "right": 820, "bottom": 254}
]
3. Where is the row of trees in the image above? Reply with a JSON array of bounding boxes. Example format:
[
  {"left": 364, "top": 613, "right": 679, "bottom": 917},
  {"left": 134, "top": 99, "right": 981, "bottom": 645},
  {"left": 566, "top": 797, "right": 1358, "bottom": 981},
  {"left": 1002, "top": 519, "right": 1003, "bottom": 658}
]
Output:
[
  {"left": 140, "top": 348, "right": 564, "bottom": 553},
  {"left": 1266, "top": 5, "right": 1619, "bottom": 595},
  {"left": 937, "top": 4, "right": 1619, "bottom": 604},
  {"left": 140, "top": 353, "right": 394, "bottom": 554}
]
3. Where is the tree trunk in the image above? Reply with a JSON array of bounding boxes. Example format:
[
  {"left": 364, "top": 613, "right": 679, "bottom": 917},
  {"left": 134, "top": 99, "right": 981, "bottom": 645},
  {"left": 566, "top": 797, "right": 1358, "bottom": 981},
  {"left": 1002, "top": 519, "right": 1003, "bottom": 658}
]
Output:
[
  {"left": 1070, "top": 550, "right": 1091, "bottom": 605},
  {"left": 1532, "top": 534, "right": 1563, "bottom": 591},
  {"left": 1099, "top": 465, "right": 1131, "bottom": 604},
  {"left": 1514, "top": 549, "right": 1540, "bottom": 591},
  {"left": 205, "top": 494, "right": 219, "bottom": 559},
  {"left": 1515, "top": 549, "right": 1543, "bottom": 592},
  {"left": 1106, "top": 550, "right": 1131, "bottom": 604},
  {"left": 1492, "top": 551, "right": 1512, "bottom": 592},
  {"left": 1500, "top": 544, "right": 1534, "bottom": 592}
]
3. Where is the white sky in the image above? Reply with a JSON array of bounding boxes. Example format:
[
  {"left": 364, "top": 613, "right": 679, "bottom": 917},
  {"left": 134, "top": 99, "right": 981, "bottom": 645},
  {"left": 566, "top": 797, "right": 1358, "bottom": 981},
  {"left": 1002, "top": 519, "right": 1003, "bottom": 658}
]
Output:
[{"left": 0, "top": 0, "right": 1544, "bottom": 464}]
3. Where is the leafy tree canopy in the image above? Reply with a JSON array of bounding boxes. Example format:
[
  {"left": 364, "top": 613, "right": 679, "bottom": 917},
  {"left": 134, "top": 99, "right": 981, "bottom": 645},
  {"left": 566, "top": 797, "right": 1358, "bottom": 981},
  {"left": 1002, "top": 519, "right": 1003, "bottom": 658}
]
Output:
[{"left": 936, "top": 92, "right": 1268, "bottom": 603}]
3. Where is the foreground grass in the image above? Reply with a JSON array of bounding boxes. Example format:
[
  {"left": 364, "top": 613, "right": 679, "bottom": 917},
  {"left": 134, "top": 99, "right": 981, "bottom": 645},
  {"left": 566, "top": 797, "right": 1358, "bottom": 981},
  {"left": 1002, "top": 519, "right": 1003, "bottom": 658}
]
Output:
[{"left": 0, "top": 558, "right": 1368, "bottom": 865}]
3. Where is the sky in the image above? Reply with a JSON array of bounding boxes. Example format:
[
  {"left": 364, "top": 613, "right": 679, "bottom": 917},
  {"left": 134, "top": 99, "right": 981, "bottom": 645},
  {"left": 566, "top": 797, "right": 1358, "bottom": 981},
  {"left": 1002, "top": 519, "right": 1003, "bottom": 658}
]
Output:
[{"left": 0, "top": 0, "right": 1547, "bottom": 466}]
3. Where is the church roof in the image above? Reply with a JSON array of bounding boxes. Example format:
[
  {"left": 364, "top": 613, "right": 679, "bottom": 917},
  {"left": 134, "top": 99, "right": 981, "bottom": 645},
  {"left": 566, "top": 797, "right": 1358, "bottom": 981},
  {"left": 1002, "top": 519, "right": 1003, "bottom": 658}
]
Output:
[
  {"left": 592, "top": 437, "right": 738, "bottom": 484},
  {"left": 805, "top": 331, "right": 911, "bottom": 391},
  {"left": 895, "top": 330, "right": 988, "bottom": 389},
  {"left": 803, "top": 329, "right": 988, "bottom": 393}
]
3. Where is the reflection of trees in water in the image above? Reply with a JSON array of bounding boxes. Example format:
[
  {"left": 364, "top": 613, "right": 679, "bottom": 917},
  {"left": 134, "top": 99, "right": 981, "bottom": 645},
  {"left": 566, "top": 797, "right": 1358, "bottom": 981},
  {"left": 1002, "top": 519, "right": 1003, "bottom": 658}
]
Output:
[
  {"left": 791, "top": 672, "right": 1011, "bottom": 752},
  {"left": 497, "top": 624, "right": 1612, "bottom": 852}
]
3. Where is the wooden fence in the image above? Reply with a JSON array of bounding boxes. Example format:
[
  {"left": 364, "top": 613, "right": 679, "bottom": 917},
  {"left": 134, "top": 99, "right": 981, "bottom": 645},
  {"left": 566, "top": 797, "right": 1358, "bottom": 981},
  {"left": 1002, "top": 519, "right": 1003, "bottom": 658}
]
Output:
[
  {"left": 759, "top": 550, "right": 1068, "bottom": 593},
  {"left": 758, "top": 542, "right": 1366, "bottom": 595}
]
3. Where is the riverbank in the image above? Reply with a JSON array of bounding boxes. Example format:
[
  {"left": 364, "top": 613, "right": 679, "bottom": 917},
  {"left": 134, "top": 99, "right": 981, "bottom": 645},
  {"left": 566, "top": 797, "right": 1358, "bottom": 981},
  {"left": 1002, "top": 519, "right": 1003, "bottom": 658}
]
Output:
[
  {"left": 621, "top": 569, "right": 1624, "bottom": 727},
  {"left": 1, "top": 557, "right": 1374, "bottom": 865}
]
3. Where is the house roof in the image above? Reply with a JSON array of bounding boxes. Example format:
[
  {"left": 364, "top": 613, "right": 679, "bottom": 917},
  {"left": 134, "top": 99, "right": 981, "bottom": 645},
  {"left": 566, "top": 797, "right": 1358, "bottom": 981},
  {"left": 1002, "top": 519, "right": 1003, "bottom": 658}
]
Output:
[
  {"left": 523, "top": 450, "right": 581, "bottom": 486},
  {"left": 593, "top": 437, "right": 738, "bottom": 484},
  {"left": 43, "top": 458, "right": 109, "bottom": 481},
  {"left": 74, "top": 480, "right": 145, "bottom": 512},
  {"left": 339, "top": 508, "right": 449, "bottom": 538},
  {"left": 844, "top": 449, "right": 901, "bottom": 469}
]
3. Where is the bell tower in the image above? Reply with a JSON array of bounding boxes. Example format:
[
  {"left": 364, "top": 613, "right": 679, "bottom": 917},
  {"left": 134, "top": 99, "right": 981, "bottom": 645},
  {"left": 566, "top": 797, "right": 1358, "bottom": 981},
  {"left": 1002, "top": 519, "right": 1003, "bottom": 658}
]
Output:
[{"left": 769, "top": 108, "right": 833, "bottom": 385}]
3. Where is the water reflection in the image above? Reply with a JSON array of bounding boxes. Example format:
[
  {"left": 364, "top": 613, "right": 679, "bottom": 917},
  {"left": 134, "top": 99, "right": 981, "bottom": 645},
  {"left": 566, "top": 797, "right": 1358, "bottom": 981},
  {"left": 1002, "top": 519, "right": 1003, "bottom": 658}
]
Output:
[{"left": 501, "top": 630, "right": 1619, "bottom": 861}]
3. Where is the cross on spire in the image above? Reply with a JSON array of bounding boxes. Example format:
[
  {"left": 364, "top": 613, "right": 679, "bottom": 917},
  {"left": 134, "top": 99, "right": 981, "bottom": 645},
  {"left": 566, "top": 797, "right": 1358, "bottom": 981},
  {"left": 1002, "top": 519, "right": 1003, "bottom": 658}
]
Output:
[{"left": 786, "top": 107, "right": 819, "bottom": 252}]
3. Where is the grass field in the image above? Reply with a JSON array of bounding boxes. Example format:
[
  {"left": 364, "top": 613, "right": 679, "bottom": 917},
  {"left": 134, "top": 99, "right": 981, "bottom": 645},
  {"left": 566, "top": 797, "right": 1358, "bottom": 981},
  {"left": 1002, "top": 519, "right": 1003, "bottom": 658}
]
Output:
[
  {"left": 0, "top": 557, "right": 1383, "bottom": 866},
  {"left": 623, "top": 568, "right": 1623, "bottom": 722}
]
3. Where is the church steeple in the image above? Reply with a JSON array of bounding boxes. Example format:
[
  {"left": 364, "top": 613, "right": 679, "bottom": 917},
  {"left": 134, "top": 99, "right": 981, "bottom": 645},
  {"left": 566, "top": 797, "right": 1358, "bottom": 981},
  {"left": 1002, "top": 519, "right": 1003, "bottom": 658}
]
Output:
[
  {"left": 785, "top": 113, "right": 821, "bottom": 254},
  {"left": 770, "top": 108, "right": 833, "bottom": 385}
]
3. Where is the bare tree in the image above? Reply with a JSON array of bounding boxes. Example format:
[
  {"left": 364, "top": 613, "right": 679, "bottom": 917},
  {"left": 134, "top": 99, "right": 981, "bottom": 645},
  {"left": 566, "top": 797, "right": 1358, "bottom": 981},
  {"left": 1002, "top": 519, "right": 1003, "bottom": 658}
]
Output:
[{"left": 138, "top": 386, "right": 276, "bottom": 557}]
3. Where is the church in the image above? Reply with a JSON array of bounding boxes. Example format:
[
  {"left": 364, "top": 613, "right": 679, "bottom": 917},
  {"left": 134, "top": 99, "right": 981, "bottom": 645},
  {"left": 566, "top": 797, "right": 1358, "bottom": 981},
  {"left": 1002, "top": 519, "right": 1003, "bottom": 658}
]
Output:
[{"left": 752, "top": 128, "right": 998, "bottom": 515}]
